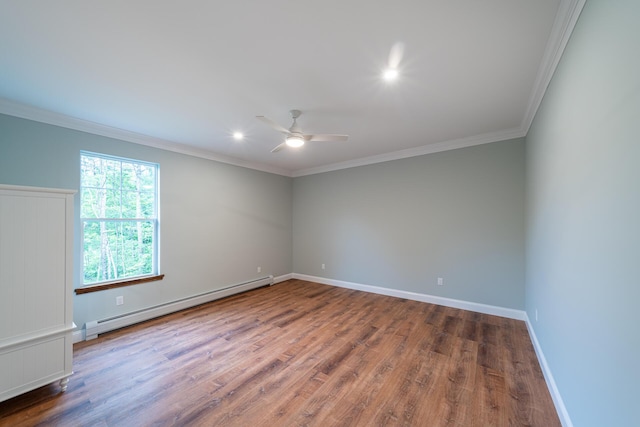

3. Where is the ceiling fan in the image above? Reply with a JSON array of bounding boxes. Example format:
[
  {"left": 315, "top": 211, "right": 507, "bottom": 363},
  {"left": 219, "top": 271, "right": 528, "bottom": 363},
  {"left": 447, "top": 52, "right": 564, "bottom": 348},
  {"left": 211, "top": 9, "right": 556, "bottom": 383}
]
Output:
[{"left": 256, "top": 110, "right": 349, "bottom": 153}]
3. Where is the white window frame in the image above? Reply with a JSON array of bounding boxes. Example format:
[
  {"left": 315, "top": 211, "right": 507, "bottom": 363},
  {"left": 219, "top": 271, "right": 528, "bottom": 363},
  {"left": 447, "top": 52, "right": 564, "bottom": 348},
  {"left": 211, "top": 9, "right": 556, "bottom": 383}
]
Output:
[{"left": 80, "top": 151, "right": 160, "bottom": 286}]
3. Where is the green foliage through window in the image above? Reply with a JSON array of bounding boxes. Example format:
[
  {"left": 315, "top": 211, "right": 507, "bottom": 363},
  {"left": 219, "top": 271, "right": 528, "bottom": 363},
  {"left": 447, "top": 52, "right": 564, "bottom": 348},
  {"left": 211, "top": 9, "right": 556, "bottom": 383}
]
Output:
[{"left": 81, "top": 152, "right": 158, "bottom": 284}]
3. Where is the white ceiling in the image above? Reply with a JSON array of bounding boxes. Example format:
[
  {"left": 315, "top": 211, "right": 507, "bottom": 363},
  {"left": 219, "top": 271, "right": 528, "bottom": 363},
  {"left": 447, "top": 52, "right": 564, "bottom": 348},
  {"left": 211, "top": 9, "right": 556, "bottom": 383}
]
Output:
[{"left": 0, "top": 1, "right": 582, "bottom": 177}]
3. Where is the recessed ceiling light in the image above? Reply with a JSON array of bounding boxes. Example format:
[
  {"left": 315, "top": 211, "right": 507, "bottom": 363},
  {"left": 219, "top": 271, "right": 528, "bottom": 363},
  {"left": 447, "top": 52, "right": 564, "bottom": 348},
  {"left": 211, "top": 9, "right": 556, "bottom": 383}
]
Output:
[
  {"left": 383, "top": 68, "right": 399, "bottom": 81},
  {"left": 233, "top": 132, "right": 244, "bottom": 140},
  {"left": 383, "top": 42, "right": 404, "bottom": 82}
]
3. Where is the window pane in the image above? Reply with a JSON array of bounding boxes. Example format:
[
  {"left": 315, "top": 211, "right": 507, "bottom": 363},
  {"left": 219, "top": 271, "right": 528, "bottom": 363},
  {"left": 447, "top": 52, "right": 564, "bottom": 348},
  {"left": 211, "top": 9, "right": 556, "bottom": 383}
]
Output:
[
  {"left": 120, "top": 191, "right": 156, "bottom": 218},
  {"left": 121, "top": 162, "right": 136, "bottom": 192},
  {"left": 102, "top": 158, "right": 122, "bottom": 190},
  {"left": 138, "top": 165, "right": 156, "bottom": 191},
  {"left": 81, "top": 156, "right": 103, "bottom": 188},
  {"left": 140, "top": 191, "right": 155, "bottom": 218},
  {"left": 82, "top": 221, "right": 103, "bottom": 282},
  {"left": 81, "top": 156, "right": 121, "bottom": 190},
  {"left": 83, "top": 220, "right": 155, "bottom": 284},
  {"left": 121, "top": 190, "right": 138, "bottom": 218},
  {"left": 81, "top": 188, "right": 100, "bottom": 218},
  {"left": 104, "top": 189, "right": 122, "bottom": 218}
]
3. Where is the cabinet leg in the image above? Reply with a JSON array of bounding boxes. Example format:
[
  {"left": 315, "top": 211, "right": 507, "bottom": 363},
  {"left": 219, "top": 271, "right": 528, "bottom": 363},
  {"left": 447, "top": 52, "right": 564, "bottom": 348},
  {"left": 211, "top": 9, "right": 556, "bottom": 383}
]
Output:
[{"left": 59, "top": 377, "right": 70, "bottom": 392}]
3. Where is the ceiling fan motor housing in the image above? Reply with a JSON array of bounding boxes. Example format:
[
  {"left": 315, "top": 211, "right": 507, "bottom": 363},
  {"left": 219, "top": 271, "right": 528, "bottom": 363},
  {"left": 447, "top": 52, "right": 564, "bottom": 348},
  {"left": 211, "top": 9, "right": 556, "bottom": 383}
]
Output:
[{"left": 257, "top": 109, "right": 348, "bottom": 152}]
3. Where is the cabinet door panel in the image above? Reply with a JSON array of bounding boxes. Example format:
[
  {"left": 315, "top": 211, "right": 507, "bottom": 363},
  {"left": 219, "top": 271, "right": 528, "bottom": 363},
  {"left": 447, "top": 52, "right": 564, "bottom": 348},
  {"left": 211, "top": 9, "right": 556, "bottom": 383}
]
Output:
[
  {"left": 0, "top": 336, "right": 67, "bottom": 400},
  {"left": 0, "top": 185, "right": 75, "bottom": 403}
]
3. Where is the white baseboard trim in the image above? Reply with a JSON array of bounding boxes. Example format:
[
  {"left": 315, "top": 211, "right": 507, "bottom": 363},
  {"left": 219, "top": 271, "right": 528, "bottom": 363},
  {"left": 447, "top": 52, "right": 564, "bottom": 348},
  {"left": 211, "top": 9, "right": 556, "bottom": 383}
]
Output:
[
  {"left": 273, "top": 273, "right": 293, "bottom": 284},
  {"left": 525, "top": 315, "right": 573, "bottom": 427},
  {"left": 82, "top": 276, "right": 273, "bottom": 341},
  {"left": 72, "top": 329, "right": 85, "bottom": 343},
  {"left": 292, "top": 273, "right": 526, "bottom": 321}
]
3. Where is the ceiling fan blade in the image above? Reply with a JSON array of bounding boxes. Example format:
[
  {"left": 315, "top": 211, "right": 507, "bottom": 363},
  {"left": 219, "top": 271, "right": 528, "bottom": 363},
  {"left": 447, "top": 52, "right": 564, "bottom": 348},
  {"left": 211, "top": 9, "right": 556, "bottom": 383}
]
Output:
[
  {"left": 305, "top": 134, "right": 349, "bottom": 142},
  {"left": 270, "top": 142, "right": 286, "bottom": 153},
  {"left": 388, "top": 42, "right": 405, "bottom": 69},
  {"left": 256, "top": 116, "right": 290, "bottom": 134}
]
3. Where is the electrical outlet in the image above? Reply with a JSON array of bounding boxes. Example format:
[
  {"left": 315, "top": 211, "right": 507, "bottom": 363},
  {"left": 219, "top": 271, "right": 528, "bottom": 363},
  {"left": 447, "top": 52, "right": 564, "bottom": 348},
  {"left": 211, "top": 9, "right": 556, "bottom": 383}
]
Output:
[
  {"left": 116, "top": 296, "right": 124, "bottom": 306},
  {"left": 257, "top": 266, "right": 261, "bottom": 273},
  {"left": 437, "top": 277, "right": 443, "bottom": 286},
  {"left": 321, "top": 263, "right": 325, "bottom": 270},
  {"left": 535, "top": 309, "right": 538, "bottom": 322}
]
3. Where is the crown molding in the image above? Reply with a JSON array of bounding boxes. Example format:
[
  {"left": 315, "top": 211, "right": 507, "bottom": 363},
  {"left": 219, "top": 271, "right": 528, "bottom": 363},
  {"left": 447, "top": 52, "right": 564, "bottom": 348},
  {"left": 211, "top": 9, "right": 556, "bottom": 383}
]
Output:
[
  {"left": 0, "top": 98, "right": 293, "bottom": 177},
  {"left": 521, "top": 0, "right": 586, "bottom": 132},
  {"left": 292, "top": 126, "right": 526, "bottom": 177}
]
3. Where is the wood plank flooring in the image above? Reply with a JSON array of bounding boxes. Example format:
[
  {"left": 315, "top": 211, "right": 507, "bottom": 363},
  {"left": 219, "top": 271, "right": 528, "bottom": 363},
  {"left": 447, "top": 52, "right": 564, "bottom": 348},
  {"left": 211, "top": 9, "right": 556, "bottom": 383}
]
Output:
[{"left": 0, "top": 279, "right": 560, "bottom": 426}]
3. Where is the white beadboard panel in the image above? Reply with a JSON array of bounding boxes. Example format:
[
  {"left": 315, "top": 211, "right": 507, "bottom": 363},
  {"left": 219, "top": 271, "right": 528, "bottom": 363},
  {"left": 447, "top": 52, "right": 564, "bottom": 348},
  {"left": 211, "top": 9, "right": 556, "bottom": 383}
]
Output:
[
  {"left": 30, "top": 197, "right": 67, "bottom": 332},
  {"left": 0, "top": 184, "right": 75, "bottom": 402},
  {"left": 23, "top": 337, "right": 66, "bottom": 383},
  {"left": 0, "top": 335, "right": 68, "bottom": 401},
  {"left": 0, "top": 193, "right": 68, "bottom": 342},
  {"left": 0, "top": 195, "right": 21, "bottom": 341}
]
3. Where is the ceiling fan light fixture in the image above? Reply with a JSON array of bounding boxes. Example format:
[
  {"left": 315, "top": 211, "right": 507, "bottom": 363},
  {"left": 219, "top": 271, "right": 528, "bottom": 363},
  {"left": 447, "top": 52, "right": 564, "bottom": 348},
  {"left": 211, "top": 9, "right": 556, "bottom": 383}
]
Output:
[
  {"left": 285, "top": 135, "right": 305, "bottom": 147},
  {"left": 257, "top": 110, "right": 348, "bottom": 153}
]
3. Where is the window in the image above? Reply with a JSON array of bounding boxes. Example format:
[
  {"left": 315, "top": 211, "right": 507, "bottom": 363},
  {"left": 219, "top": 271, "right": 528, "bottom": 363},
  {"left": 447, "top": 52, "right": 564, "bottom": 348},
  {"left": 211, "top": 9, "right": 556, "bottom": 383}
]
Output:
[{"left": 80, "top": 152, "right": 159, "bottom": 285}]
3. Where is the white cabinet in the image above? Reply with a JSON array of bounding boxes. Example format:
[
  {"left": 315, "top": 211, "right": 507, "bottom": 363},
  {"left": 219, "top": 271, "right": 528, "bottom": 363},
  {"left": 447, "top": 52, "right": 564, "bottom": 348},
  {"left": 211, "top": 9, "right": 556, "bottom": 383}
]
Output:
[{"left": 0, "top": 184, "right": 75, "bottom": 402}]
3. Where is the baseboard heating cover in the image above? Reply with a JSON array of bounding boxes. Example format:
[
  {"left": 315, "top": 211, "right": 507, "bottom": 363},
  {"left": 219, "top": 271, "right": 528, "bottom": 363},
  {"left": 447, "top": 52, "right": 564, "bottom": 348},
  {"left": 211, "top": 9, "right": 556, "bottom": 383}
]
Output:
[{"left": 84, "top": 276, "right": 273, "bottom": 340}]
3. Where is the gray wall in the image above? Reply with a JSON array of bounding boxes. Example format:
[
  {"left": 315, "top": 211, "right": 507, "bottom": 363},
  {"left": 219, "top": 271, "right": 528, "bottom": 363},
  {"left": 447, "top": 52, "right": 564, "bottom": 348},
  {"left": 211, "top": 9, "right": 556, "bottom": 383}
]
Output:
[
  {"left": 293, "top": 139, "right": 526, "bottom": 309},
  {"left": 525, "top": 1, "right": 640, "bottom": 426},
  {"left": 0, "top": 114, "right": 293, "bottom": 331}
]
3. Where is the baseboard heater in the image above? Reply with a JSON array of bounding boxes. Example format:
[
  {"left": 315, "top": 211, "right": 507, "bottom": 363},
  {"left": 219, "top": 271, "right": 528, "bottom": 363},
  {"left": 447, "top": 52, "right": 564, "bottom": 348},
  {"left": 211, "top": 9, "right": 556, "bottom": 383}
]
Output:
[{"left": 84, "top": 275, "right": 273, "bottom": 341}]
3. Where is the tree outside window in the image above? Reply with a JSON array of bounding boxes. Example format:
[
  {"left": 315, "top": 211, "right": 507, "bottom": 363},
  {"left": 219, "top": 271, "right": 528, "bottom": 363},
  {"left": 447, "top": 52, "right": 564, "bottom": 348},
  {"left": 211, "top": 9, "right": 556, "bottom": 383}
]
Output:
[{"left": 80, "top": 152, "right": 158, "bottom": 285}]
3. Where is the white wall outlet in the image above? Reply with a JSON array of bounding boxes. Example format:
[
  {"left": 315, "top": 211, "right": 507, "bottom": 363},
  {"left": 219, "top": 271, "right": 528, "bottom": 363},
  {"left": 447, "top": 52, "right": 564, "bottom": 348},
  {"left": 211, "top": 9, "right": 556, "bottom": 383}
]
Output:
[
  {"left": 535, "top": 309, "right": 538, "bottom": 322},
  {"left": 437, "top": 277, "right": 443, "bottom": 286},
  {"left": 257, "top": 266, "right": 261, "bottom": 273},
  {"left": 321, "top": 263, "right": 325, "bottom": 270},
  {"left": 116, "top": 296, "right": 124, "bottom": 306}
]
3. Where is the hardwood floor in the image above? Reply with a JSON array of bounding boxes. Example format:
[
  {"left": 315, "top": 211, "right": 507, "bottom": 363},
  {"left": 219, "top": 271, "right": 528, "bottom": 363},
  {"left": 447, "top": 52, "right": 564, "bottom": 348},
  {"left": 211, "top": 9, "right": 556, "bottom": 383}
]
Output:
[{"left": 0, "top": 279, "right": 560, "bottom": 426}]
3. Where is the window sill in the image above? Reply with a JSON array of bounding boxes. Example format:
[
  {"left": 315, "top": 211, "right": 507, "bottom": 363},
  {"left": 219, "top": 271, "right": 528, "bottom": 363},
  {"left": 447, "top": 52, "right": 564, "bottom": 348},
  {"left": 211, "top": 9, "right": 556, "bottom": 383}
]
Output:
[{"left": 75, "top": 274, "right": 165, "bottom": 295}]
